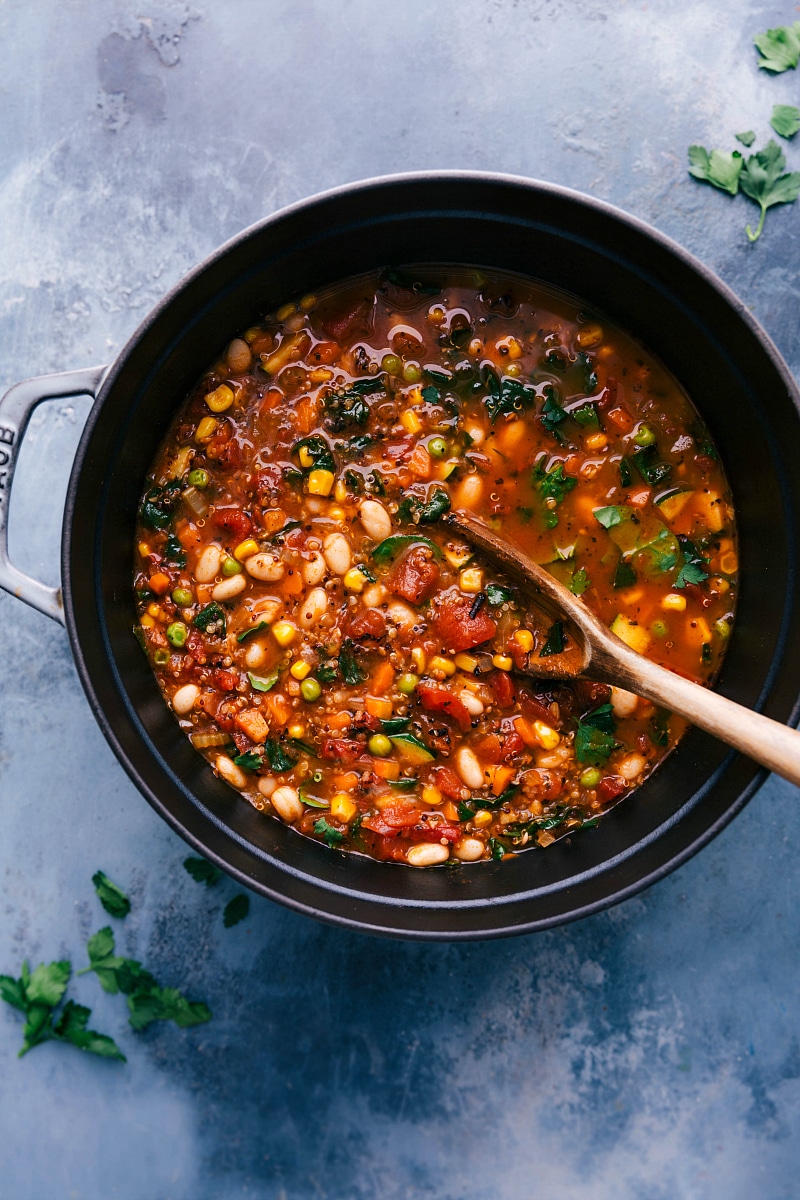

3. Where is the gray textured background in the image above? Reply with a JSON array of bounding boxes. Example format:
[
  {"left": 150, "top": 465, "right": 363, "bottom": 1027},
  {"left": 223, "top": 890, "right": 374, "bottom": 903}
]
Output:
[{"left": 1, "top": 2, "right": 799, "bottom": 1198}]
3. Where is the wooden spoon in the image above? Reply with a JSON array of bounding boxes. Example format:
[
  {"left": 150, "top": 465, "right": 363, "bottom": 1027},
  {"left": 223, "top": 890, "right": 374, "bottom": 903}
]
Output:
[{"left": 442, "top": 508, "right": 800, "bottom": 788}]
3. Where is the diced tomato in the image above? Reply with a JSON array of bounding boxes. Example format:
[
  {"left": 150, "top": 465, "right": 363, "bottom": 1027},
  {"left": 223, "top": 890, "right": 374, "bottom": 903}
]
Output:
[
  {"left": 217, "top": 439, "right": 242, "bottom": 469},
  {"left": 347, "top": 608, "right": 387, "bottom": 640},
  {"left": 605, "top": 406, "right": 634, "bottom": 434},
  {"left": 573, "top": 680, "right": 611, "bottom": 709},
  {"left": 214, "top": 669, "right": 239, "bottom": 692},
  {"left": 430, "top": 589, "right": 497, "bottom": 652},
  {"left": 683, "top": 581, "right": 713, "bottom": 609},
  {"left": 317, "top": 296, "right": 373, "bottom": 342},
  {"left": 597, "top": 775, "right": 627, "bottom": 803},
  {"left": 215, "top": 699, "right": 238, "bottom": 731},
  {"left": 319, "top": 738, "right": 362, "bottom": 762},
  {"left": 407, "top": 822, "right": 461, "bottom": 843},
  {"left": 490, "top": 669, "right": 516, "bottom": 709},
  {"left": 499, "top": 731, "right": 525, "bottom": 761},
  {"left": 185, "top": 629, "right": 208, "bottom": 665},
  {"left": 431, "top": 765, "right": 466, "bottom": 799},
  {"left": 387, "top": 546, "right": 440, "bottom": 604},
  {"left": 524, "top": 768, "right": 564, "bottom": 801},
  {"left": 474, "top": 733, "right": 503, "bottom": 763},
  {"left": 212, "top": 507, "right": 253, "bottom": 541},
  {"left": 308, "top": 340, "right": 340, "bottom": 365},
  {"left": 255, "top": 463, "right": 285, "bottom": 504},
  {"left": 231, "top": 729, "right": 253, "bottom": 755},
  {"left": 417, "top": 683, "right": 472, "bottom": 732}
]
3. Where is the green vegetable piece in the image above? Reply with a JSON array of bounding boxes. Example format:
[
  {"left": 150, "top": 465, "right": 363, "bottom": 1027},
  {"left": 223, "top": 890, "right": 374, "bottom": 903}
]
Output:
[
  {"left": 183, "top": 856, "right": 223, "bottom": 886},
  {"left": 300, "top": 677, "right": 322, "bottom": 702},
  {"left": 291, "top": 737, "right": 319, "bottom": 757},
  {"left": 237, "top": 620, "right": 270, "bottom": 643},
  {"left": 428, "top": 436, "right": 448, "bottom": 458},
  {"left": 292, "top": 434, "right": 336, "bottom": 472},
  {"left": 619, "top": 457, "right": 632, "bottom": 488},
  {"left": 488, "top": 837, "right": 507, "bottom": 860},
  {"left": 152, "top": 648, "right": 169, "bottom": 666},
  {"left": 380, "top": 714, "right": 410, "bottom": 734},
  {"left": 172, "top": 587, "right": 193, "bottom": 607},
  {"left": 389, "top": 733, "right": 435, "bottom": 764},
  {"left": 486, "top": 583, "right": 513, "bottom": 606},
  {"left": 674, "top": 537, "right": 710, "bottom": 589},
  {"left": 580, "top": 767, "right": 601, "bottom": 788},
  {"left": 368, "top": 733, "right": 392, "bottom": 757},
  {"left": 771, "top": 105, "right": 800, "bottom": 139},
  {"left": 402, "top": 363, "right": 422, "bottom": 384},
  {"left": 613, "top": 561, "right": 637, "bottom": 590},
  {"left": 569, "top": 567, "right": 591, "bottom": 596},
  {"left": 187, "top": 468, "right": 209, "bottom": 489},
  {"left": 298, "top": 782, "right": 329, "bottom": 808},
  {"left": 539, "top": 620, "right": 566, "bottom": 658},
  {"left": 221, "top": 557, "right": 242, "bottom": 577},
  {"left": 534, "top": 459, "right": 577, "bottom": 506},
  {"left": 92, "top": 870, "right": 131, "bottom": 919},
  {"left": 633, "top": 424, "right": 656, "bottom": 447},
  {"left": 740, "top": 140, "right": 800, "bottom": 241},
  {"left": 735, "top": 130, "right": 756, "bottom": 147},
  {"left": 396, "top": 673, "right": 419, "bottom": 695},
  {"left": 372, "top": 534, "right": 442, "bottom": 563},
  {"left": 575, "top": 703, "right": 617, "bottom": 764},
  {"left": 754, "top": 21, "right": 800, "bottom": 73},
  {"left": 572, "top": 403, "right": 599, "bottom": 427},
  {"left": 193, "top": 602, "right": 226, "bottom": 635},
  {"left": 314, "top": 816, "right": 346, "bottom": 847},
  {"left": 483, "top": 371, "right": 537, "bottom": 422},
  {"left": 248, "top": 669, "right": 279, "bottom": 692},
  {"left": 593, "top": 505, "right": 624, "bottom": 529},
  {"left": 166, "top": 621, "right": 188, "bottom": 648},
  {"left": 388, "top": 777, "right": 418, "bottom": 790},
  {"left": 233, "top": 750, "right": 263, "bottom": 771},
  {"left": 633, "top": 443, "right": 672, "bottom": 487},
  {"left": 540, "top": 389, "right": 567, "bottom": 438},
  {"left": 338, "top": 639, "right": 366, "bottom": 685},
  {"left": 164, "top": 533, "right": 187, "bottom": 566},
  {"left": 264, "top": 739, "right": 295, "bottom": 773},
  {"left": 223, "top": 894, "right": 250, "bottom": 928},
  {"left": 382, "top": 353, "right": 402, "bottom": 375},
  {"left": 417, "top": 487, "right": 451, "bottom": 523},
  {"left": 687, "top": 145, "right": 743, "bottom": 195}
]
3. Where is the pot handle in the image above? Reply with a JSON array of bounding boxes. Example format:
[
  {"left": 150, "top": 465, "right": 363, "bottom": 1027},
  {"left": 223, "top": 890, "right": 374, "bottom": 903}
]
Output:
[{"left": 0, "top": 366, "right": 107, "bottom": 625}]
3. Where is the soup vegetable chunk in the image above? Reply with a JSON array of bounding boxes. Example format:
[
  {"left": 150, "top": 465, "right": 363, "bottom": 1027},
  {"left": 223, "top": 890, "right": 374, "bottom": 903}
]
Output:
[{"left": 134, "top": 268, "right": 737, "bottom": 866}]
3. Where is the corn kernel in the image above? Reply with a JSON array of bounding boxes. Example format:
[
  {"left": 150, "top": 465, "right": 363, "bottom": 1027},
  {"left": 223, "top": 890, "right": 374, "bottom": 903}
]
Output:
[
  {"left": 290, "top": 660, "right": 311, "bottom": 680},
  {"left": 662, "top": 593, "right": 687, "bottom": 612},
  {"left": 146, "top": 602, "right": 161, "bottom": 619},
  {"left": 330, "top": 793, "right": 357, "bottom": 823},
  {"left": 195, "top": 416, "right": 218, "bottom": 443},
  {"left": 428, "top": 655, "right": 456, "bottom": 677},
  {"left": 454, "top": 653, "right": 479, "bottom": 673},
  {"left": 445, "top": 544, "right": 472, "bottom": 569},
  {"left": 298, "top": 445, "right": 315, "bottom": 468},
  {"left": 514, "top": 629, "right": 534, "bottom": 653},
  {"left": 473, "top": 810, "right": 494, "bottom": 828},
  {"left": 276, "top": 302, "right": 296, "bottom": 321},
  {"left": 310, "top": 367, "right": 333, "bottom": 383},
  {"left": 138, "top": 542, "right": 151, "bottom": 558},
  {"left": 288, "top": 722, "right": 306, "bottom": 739},
  {"left": 577, "top": 323, "right": 603, "bottom": 348},
  {"left": 139, "top": 614, "right": 155, "bottom": 629},
  {"left": 411, "top": 647, "right": 427, "bottom": 673},
  {"left": 344, "top": 568, "right": 365, "bottom": 593},
  {"left": 459, "top": 567, "right": 484, "bottom": 593},
  {"left": 205, "top": 384, "right": 234, "bottom": 413},
  {"left": 334, "top": 478, "right": 347, "bottom": 503},
  {"left": 234, "top": 538, "right": 259, "bottom": 561},
  {"left": 492, "top": 654, "right": 513, "bottom": 671},
  {"left": 328, "top": 506, "right": 345, "bottom": 521},
  {"left": 400, "top": 409, "right": 423, "bottom": 434},
  {"left": 422, "top": 785, "right": 443, "bottom": 807},
  {"left": 272, "top": 620, "right": 297, "bottom": 647},
  {"left": 308, "top": 468, "right": 334, "bottom": 496},
  {"left": 533, "top": 720, "right": 560, "bottom": 750},
  {"left": 584, "top": 432, "right": 608, "bottom": 452},
  {"left": 407, "top": 385, "right": 424, "bottom": 406}
]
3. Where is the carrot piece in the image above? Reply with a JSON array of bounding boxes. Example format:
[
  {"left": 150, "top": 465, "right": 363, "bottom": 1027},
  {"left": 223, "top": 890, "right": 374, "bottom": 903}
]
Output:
[
  {"left": 327, "top": 711, "right": 353, "bottom": 731},
  {"left": 175, "top": 519, "right": 204, "bottom": 550},
  {"left": 264, "top": 693, "right": 291, "bottom": 725},
  {"left": 332, "top": 771, "right": 360, "bottom": 790},
  {"left": 491, "top": 765, "right": 515, "bottom": 796},
  {"left": 370, "top": 660, "right": 395, "bottom": 696},
  {"left": 365, "top": 695, "right": 393, "bottom": 719},
  {"left": 441, "top": 800, "right": 459, "bottom": 822},
  {"left": 513, "top": 715, "right": 539, "bottom": 749},
  {"left": 148, "top": 572, "right": 171, "bottom": 596},
  {"left": 408, "top": 443, "right": 432, "bottom": 480},
  {"left": 372, "top": 759, "right": 400, "bottom": 780},
  {"left": 296, "top": 395, "right": 320, "bottom": 435},
  {"left": 279, "top": 570, "right": 304, "bottom": 597}
]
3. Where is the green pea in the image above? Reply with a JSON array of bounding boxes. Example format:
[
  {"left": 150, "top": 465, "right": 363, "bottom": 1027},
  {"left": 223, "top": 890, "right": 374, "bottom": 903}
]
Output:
[
  {"left": 402, "top": 362, "right": 422, "bottom": 384},
  {"left": 166, "top": 621, "right": 188, "bottom": 648},
  {"left": 221, "top": 557, "right": 242, "bottom": 576},
  {"left": 153, "top": 648, "right": 170, "bottom": 665},
  {"left": 714, "top": 618, "right": 731, "bottom": 640},
  {"left": 368, "top": 733, "right": 392, "bottom": 757},
  {"left": 381, "top": 353, "right": 402, "bottom": 376},
  {"left": 428, "top": 437, "right": 448, "bottom": 458},
  {"left": 633, "top": 424, "right": 656, "bottom": 447},
  {"left": 651, "top": 619, "right": 668, "bottom": 638},
  {"left": 188, "top": 468, "right": 209, "bottom": 488},
  {"left": 396, "top": 672, "right": 419, "bottom": 695},
  {"left": 300, "top": 677, "right": 322, "bottom": 702},
  {"left": 172, "top": 587, "right": 193, "bottom": 607},
  {"left": 580, "top": 767, "right": 601, "bottom": 788}
]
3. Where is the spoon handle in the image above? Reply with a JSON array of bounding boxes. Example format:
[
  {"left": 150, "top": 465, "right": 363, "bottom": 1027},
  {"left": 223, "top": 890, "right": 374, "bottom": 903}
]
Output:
[{"left": 592, "top": 636, "right": 800, "bottom": 788}]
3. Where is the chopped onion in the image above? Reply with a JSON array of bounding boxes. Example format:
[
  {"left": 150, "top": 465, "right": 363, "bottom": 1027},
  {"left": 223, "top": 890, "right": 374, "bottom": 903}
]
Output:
[{"left": 183, "top": 486, "right": 209, "bottom": 519}]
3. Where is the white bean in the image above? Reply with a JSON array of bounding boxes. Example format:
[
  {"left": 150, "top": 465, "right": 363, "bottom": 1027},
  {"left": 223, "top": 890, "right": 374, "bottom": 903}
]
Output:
[
  {"left": 226, "top": 337, "right": 252, "bottom": 372},
  {"left": 297, "top": 586, "right": 328, "bottom": 629},
  {"left": 211, "top": 574, "right": 247, "bottom": 602},
  {"left": 406, "top": 842, "right": 450, "bottom": 867},
  {"left": 245, "top": 552, "right": 285, "bottom": 582},
  {"left": 216, "top": 754, "right": 248, "bottom": 790},
  {"left": 257, "top": 775, "right": 277, "bottom": 799},
  {"left": 618, "top": 752, "right": 647, "bottom": 781},
  {"left": 386, "top": 600, "right": 417, "bottom": 632},
  {"left": 456, "top": 690, "right": 484, "bottom": 717},
  {"left": 453, "top": 473, "right": 484, "bottom": 511},
  {"left": 270, "top": 785, "right": 304, "bottom": 823},
  {"left": 452, "top": 836, "right": 485, "bottom": 863},
  {"left": 323, "top": 532, "right": 352, "bottom": 575},
  {"left": 362, "top": 583, "right": 387, "bottom": 608},
  {"left": 359, "top": 499, "right": 392, "bottom": 542},
  {"left": 455, "top": 745, "right": 485, "bottom": 790},
  {"left": 610, "top": 686, "right": 639, "bottom": 719},
  {"left": 195, "top": 544, "right": 222, "bottom": 583},
  {"left": 244, "top": 641, "right": 269, "bottom": 668},
  {"left": 172, "top": 683, "right": 200, "bottom": 715},
  {"left": 464, "top": 421, "right": 485, "bottom": 445},
  {"left": 302, "top": 552, "right": 327, "bottom": 586}
]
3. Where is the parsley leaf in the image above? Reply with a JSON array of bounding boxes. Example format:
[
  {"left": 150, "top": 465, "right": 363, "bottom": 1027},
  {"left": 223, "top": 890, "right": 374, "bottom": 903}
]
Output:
[
  {"left": 534, "top": 460, "right": 577, "bottom": 505},
  {"left": 754, "top": 21, "right": 800, "bottom": 73},
  {"left": 264, "top": 739, "right": 295, "bottom": 773},
  {"left": 593, "top": 505, "right": 624, "bottom": 529},
  {"left": 735, "top": 130, "right": 756, "bottom": 147},
  {"left": 223, "top": 894, "right": 250, "bottom": 927},
  {"left": 771, "top": 104, "right": 800, "bottom": 139},
  {"left": 540, "top": 388, "right": 567, "bottom": 438},
  {"left": 613, "top": 561, "right": 637, "bottom": 589},
  {"left": 233, "top": 750, "right": 264, "bottom": 771},
  {"left": 1, "top": 959, "right": 125, "bottom": 1060},
  {"left": 314, "top": 817, "right": 346, "bottom": 848},
  {"left": 183, "top": 856, "right": 223, "bottom": 887},
  {"left": 53, "top": 1000, "right": 126, "bottom": 1059},
  {"left": 575, "top": 703, "right": 617, "bottom": 764},
  {"left": 674, "top": 537, "right": 710, "bottom": 589},
  {"left": 740, "top": 140, "right": 800, "bottom": 241},
  {"left": 127, "top": 988, "right": 211, "bottom": 1032},
  {"left": 92, "top": 870, "right": 131, "bottom": 919},
  {"left": 539, "top": 620, "right": 566, "bottom": 657},
  {"left": 78, "top": 927, "right": 156, "bottom": 996},
  {"left": 486, "top": 584, "right": 513, "bottom": 606},
  {"left": 569, "top": 567, "right": 591, "bottom": 596},
  {"left": 688, "top": 145, "right": 743, "bottom": 195}
]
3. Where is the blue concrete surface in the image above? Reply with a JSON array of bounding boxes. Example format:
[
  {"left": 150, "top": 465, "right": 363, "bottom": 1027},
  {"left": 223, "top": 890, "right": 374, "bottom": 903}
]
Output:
[{"left": 1, "top": 2, "right": 799, "bottom": 1197}]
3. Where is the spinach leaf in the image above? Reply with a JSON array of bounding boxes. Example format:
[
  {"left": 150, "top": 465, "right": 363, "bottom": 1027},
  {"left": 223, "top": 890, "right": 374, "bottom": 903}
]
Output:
[
  {"left": 632, "top": 443, "right": 672, "bottom": 486},
  {"left": 540, "top": 388, "right": 567, "bottom": 438},
  {"left": 314, "top": 817, "right": 346, "bottom": 847},
  {"left": 237, "top": 621, "right": 270, "bottom": 643},
  {"left": 534, "top": 460, "right": 577, "bottom": 505},
  {"left": 483, "top": 370, "right": 536, "bottom": 422},
  {"left": 264, "top": 739, "right": 295, "bottom": 773},
  {"left": 539, "top": 620, "right": 566, "bottom": 658},
  {"left": 613, "top": 561, "right": 637, "bottom": 589},
  {"left": 292, "top": 434, "right": 336, "bottom": 473},
  {"left": 575, "top": 703, "right": 617, "bottom": 764},
  {"left": 193, "top": 602, "right": 227, "bottom": 635},
  {"left": 338, "top": 639, "right": 366, "bottom": 685},
  {"left": 569, "top": 567, "right": 590, "bottom": 596}
]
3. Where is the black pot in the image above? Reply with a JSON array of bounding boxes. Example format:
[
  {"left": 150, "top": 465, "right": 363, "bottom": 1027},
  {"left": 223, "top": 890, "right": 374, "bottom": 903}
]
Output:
[{"left": 1, "top": 172, "right": 798, "bottom": 940}]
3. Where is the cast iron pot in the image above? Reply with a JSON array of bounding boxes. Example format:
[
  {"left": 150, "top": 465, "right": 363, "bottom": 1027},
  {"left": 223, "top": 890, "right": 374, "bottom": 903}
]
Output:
[{"left": 1, "top": 172, "right": 799, "bottom": 940}]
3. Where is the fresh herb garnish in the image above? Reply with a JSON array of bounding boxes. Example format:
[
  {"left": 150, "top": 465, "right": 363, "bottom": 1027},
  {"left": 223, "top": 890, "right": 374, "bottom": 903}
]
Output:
[
  {"left": 139, "top": 481, "right": 181, "bottom": 531},
  {"left": 575, "top": 703, "right": 617, "bottom": 764},
  {"left": 314, "top": 817, "right": 346, "bottom": 847},
  {"left": 569, "top": 567, "right": 591, "bottom": 596},
  {"left": 572, "top": 402, "right": 600, "bottom": 427},
  {"left": 633, "top": 443, "right": 672, "bottom": 486},
  {"left": 487, "top": 837, "right": 507, "bottom": 860},
  {"left": 486, "top": 584, "right": 513, "bottom": 606},
  {"left": 0, "top": 959, "right": 125, "bottom": 1060},
  {"left": 688, "top": 145, "right": 743, "bottom": 194},
  {"left": 127, "top": 988, "right": 211, "bottom": 1032},
  {"left": 338, "top": 639, "right": 366, "bottom": 685},
  {"left": 237, "top": 621, "right": 270, "bottom": 643},
  {"left": 164, "top": 533, "right": 187, "bottom": 566},
  {"left": 740, "top": 140, "right": 800, "bottom": 241},
  {"left": 264, "top": 739, "right": 295, "bottom": 773},
  {"left": 735, "top": 130, "right": 756, "bottom": 147},
  {"left": 534, "top": 460, "right": 577, "bottom": 505},
  {"left": 233, "top": 750, "right": 263, "bottom": 771},
  {"left": 483, "top": 371, "right": 536, "bottom": 422},
  {"left": 674, "top": 537, "right": 710, "bottom": 589},
  {"left": 292, "top": 434, "right": 336, "bottom": 473},
  {"left": 92, "top": 870, "right": 131, "bottom": 919},
  {"left": 771, "top": 104, "right": 800, "bottom": 139},
  {"left": 193, "top": 602, "right": 226, "bottom": 635},
  {"left": 183, "top": 856, "right": 223, "bottom": 887},
  {"left": 613, "top": 561, "right": 637, "bottom": 589},
  {"left": 593, "top": 505, "right": 624, "bottom": 529},
  {"left": 223, "top": 894, "right": 250, "bottom": 927},
  {"left": 247, "top": 669, "right": 279, "bottom": 692},
  {"left": 754, "top": 21, "right": 800, "bottom": 73},
  {"left": 539, "top": 620, "right": 566, "bottom": 657},
  {"left": 540, "top": 388, "right": 567, "bottom": 438},
  {"left": 316, "top": 662, "right": 339, "bottom": 683}
]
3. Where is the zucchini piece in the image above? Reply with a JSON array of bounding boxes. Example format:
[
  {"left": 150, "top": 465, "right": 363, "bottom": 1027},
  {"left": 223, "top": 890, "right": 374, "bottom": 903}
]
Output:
[
  {"left": 610, "top": 614, "right": 651, "bottom": 654},
  {"left": 389, "top": 733, "right": 436, "bottom": 764}
]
